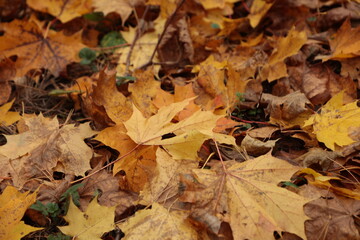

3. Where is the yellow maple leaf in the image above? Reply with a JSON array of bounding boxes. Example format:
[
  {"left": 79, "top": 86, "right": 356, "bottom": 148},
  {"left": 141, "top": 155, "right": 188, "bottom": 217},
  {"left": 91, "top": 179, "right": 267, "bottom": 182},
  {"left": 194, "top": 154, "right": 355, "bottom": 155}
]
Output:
[
  {"left": 0, "top": 186, "right": 41, "bottom": 240},
  {"left": 191, "top": 154, "right": 309, "bottom": 239},
  {"left": 261, "top": 26, "right": 307, "bottom": 82},
  {"left": 59, "top": 197, "right": 115, "bottom": 240},
  {"left": 27, "top": 0, "right": 92, "bottom": 23},
  {"left": 303, "top": 91, "right": 360, "bottom": 150},
  {"left": 118, "top": 203, "right": 198, "bottom": 240},
  {"left": 0, "top": 99, "right": 21, "bottom": 126}
]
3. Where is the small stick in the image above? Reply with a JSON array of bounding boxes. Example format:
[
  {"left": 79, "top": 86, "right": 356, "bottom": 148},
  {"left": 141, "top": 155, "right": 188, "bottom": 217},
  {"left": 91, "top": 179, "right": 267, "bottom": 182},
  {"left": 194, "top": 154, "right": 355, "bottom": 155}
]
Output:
[{"left": 138, "top": 0, "right": 186, "bottom": 70}]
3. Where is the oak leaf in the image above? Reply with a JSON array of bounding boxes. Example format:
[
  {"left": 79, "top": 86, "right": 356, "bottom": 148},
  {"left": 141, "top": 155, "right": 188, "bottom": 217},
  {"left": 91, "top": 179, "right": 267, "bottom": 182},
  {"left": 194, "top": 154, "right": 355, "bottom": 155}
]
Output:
[
  {"left": 0, "top": 18, "right": 86, "bottom": 77},
  {"left": 59, "top": 197, "right": 115, "bottom": 240},
  {"left": 118, "top": 203, "right": 198, "bottom": 240},
  {"left": 27, "top": 0, "right": 92, "bottom": 23},
  {"left": 303, "top": 91, "right": 360, "bottom": 150},
  {"left": 0, "top": 186, "right": 41, "bottom": 240}
]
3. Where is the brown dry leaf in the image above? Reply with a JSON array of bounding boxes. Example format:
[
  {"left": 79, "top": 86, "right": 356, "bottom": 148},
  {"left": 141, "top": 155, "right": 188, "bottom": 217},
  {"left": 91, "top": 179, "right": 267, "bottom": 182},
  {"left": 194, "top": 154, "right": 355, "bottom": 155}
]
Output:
[
  {"left": 91, "top": 69, "right": 132, "bottom": 124},
  {"left": 0, "top": 18, "right": 86, "bottom": 77},
  {"left": 118, "top": 202, "right": 198, "bottom": 240},
  {"left": 114, "top": 145, "right": 157, "bottom": 192},
  {"left": 0, "top": 57, "right": 16, "bottom": 105},
  {"left": 78, "top": 169, "right": 138, "bottom": 216},
  {"left": 157, "top": 16, "right": 194, "bottom": 65},
  {"left": 140, "top": 148, "right": 197, "bottom": 205},
  {"left": 261, "top": 91, "right": 311, "bottom": 127},
  {"left": 192, "top": 55, "right": 228, "bottom": 110},
  {"left": 59, "top": 197, "right": 115, "bottom": 240},
  {"left": 240, "top": 134, "right": 277, "bottom": 156},
  {"left": 305, "top": 192, "right": 360, "bottom": 240},
  {"left": 261, "top": 27, "right": 307, "bottom": 82},
  {"left": 191, "top": 154, "right": 309, "bottom": 239},
  {"left": 0, "top": 186, "right": 41, "bottom": 239},
  {"left": 129, "top": 68, "right": 161, "bottom": 118},
  {"left": 27, "top": 0, "right": 92, "bottom": 23},
  {"left": 247, "top": 126, "right": 279, "bottom": 139},
  {"left": 0, "top": 99, "right": 21, "bottom": 126},
  {"left": 0, "top": 114, "right": 96, "bottom": 187},
  {"left": 93, "top": 0, "right": 144, "bottom": 23},
  {"left": 319, "top": 19, "right": 360, "bottom": 61}
]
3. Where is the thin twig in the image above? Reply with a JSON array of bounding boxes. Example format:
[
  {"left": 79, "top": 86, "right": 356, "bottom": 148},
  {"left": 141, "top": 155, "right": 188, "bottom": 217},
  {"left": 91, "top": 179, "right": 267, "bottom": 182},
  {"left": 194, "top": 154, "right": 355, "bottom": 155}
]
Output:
[
  {"left": 124, "top": 5, "right": 151, "bottom": 76},
  {"left": 70, "top": 144, "right": 141, "bottom": 184},
  {"left": 138, "top": 0, "right": 186, "bottom": 70}
]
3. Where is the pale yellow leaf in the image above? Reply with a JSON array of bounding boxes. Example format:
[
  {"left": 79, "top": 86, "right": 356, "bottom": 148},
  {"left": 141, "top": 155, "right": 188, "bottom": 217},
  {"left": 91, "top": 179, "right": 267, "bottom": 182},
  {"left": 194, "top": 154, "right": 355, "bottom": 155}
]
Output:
[
  {"left": 303, "top": 91, "right": 360, "bottom": 150},
  {"left": 118, "top": 203, "right": 198, "bottom": 240},
  {"left": 59, "top": 197, "right": 115, "bottom": 240}
]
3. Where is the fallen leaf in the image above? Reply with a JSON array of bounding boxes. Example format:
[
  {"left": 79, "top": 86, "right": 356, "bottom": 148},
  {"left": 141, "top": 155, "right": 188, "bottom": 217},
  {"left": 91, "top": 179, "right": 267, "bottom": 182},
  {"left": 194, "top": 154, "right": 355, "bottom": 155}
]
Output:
[
  {"left": 27, "top": 0, "right": 92, "bottom": 23},
  {"left": 191, "top": 154, "right": 309, "bottom": 239},
  {"left": 301, "top": 168, "right": 360, "bottom": 200},
  {"left": 0, "top": 99, "right": 21, "bottom": 126},
  {"left": 129, "top": 68, "right": 161, "bottom": 118},
  {"left": 78, "top": 169, "right": 138, "bottom": 216},
  {"left": 91, "top": 69, "right": 132, "bottom": 124},
  {"left": 261, "top": 27, "right": 307, "bottom": 82},
  {"left": 0, "top": 18, "right": 86, "bottom": 77},
  {"left": 248, "top": 0, "right": 274, "bottom": 28},
  {"left": 319, "top": 19, "right": 360, "bottom": 61},
  {"left": 118, "top": 203, "right": 198, "bottom": 240},
  {"left": 113, "top": 145, "right": 157, "bottom": 192},
  {"left": 59, "top": 197, "right": 115, "bottom": 240},
  {"left": 140, "top": 148, "right": 197, "bottom": 204},
  {"left": 303, "top": 91, "right": 360, "bottom": 150},
  {"left": 116, "top": 17, "right": 165, "bottom": 75},
  {"left": 0, "top": 186, "right": 41, "bottom": 239},
  {"left": 93, "top": 0, "right": 144, "bottom": 23},
  {"left": 305, "top": 192, "right": 360, "bottom": 240},
  {"left": 0, "top": 114, "right": 96, "bottom": 187}
]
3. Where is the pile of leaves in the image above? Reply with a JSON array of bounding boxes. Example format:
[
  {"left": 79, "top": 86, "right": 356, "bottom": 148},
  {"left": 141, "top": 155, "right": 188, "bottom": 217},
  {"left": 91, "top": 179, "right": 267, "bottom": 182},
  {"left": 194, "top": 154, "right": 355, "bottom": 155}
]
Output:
[{"left": 1, "top": 0, "right": 360, "bottom": 239}]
